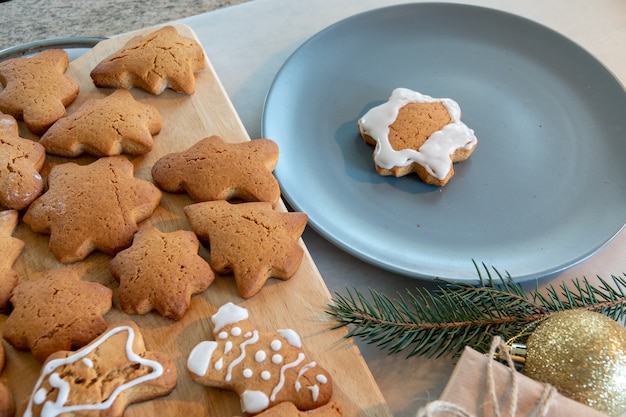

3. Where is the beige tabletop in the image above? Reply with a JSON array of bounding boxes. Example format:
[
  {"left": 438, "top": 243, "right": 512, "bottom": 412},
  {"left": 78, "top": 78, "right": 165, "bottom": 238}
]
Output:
[{"left": 1, "top": 0, "right": 625, "bottom": 416}]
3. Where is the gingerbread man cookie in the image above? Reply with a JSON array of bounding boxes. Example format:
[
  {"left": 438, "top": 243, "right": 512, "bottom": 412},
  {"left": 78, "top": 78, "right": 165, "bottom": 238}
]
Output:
[
  {"left": 184, "top": 201, "right": 307, "bottom": 299},
  {"left": 249, "top": 401, "right": 343, "bottom": 417},
  {"left": 188, "top": 303, "right": 333, "bottom": 415},
  {"left": 0, "top": 49, "right": 79, "bottom": 134},
  {"left": 23, "top": 155, "right": 162, "bottom": 263},
  {"left": 152, "top": 135, "right": 281, "bottom": 207},
  {"left": 22, "top": 321, "right": 177, "bottom": 417},
  {"left": 0, "top": 114, "right": 46, "bottom": 210},
  {"left": 90, "top": 25, "right": 206, "bottom": 95},
  {"left": 40, "top": 89, "right": 162, "bottom": 157},
  {"left": 110, "top": 224, "right": 215, "bottom": 320},
  {"left": 0, "top": 210, "right": 23, "bottom": 313},
  {"left": 3, "top": 267, "right": 112, "bottom": 362}
]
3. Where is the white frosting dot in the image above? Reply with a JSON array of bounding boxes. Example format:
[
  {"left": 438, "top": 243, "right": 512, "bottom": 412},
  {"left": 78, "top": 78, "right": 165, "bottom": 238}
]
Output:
[
  {"left": 224, "top": 341, "right": 233, "bottom": 354},
  {"left": 231, "top": 326, "right": 242, "bottom": 337},
  {"left": 245, "top": 331, "right": 252, "bottom": 338},
  {"left": 214, "top": 357, "right": 224, "bottom": 371},
  {"left": 255, "top": 350, "right": 266, "bottom": 362},
  {"left": 272, "top": 354, "right": 283, "bottom": 364},
  {"left": 243, "top": 368, "right": 253, "bottom": 378},
  {"left": 270, "top": 339, "right": 282, "bottom": 351},
  {"left": 316, "top": 374, "right": 328, "bottom": 384},
  {"left": 34, "top": 388, "right": 46, "bottom": 405},
  {"left": 82, "top": 358, "right": 94, "bottom": 368},
  {"left": 261, "top": 371, "right": 271, "bottom": 381},
  {"left": 241, "top": 390, "right": 269, "bottom": 414},
  {"left": 218, "top": 331, "right": 228, "bottom": 340}
]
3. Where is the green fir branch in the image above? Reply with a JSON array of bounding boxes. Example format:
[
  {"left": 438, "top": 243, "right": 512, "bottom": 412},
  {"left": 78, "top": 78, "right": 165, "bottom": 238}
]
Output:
[{"left": 326, "top": 262, "right": 626, "bottom": 358}]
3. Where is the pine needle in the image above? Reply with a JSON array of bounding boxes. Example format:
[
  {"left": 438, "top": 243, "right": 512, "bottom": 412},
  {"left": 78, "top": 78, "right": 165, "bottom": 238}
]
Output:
[{"left": 326, "top": 263, "right": 626, "bottom": 358}]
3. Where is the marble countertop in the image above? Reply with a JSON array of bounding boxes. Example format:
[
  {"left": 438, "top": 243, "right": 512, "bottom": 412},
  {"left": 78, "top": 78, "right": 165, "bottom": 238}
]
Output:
[{"left": 0, "top": 0, "right": 250, "bottom": 51}]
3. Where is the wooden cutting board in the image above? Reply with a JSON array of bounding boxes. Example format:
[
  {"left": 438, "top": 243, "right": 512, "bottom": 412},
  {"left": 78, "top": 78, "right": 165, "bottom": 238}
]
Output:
[{"left": 1, "top": 23, "right": 392, "bottom": 417}]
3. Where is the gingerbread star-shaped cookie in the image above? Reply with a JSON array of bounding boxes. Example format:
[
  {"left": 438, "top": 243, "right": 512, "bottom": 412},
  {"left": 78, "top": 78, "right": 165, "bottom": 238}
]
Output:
[
  {"left": 0, "top": 114, "right": 46, "bottom": 210},
  {"left": 0, "top": 49, "right": 79, "bottom": 134},
  {"left": 23, "top": 155, "right": 162, "bottom": 263},
  {"left": 152, "top": 135, "right": 281, "bottom": 207},
  {"left": 184, "top": 201, "right": 307, "bottom": 298},
  {"left": 110, "top": 224, "right": 215, "bottom": 320},
  {"left": 0, "top": 210, "right": 23, "bottom": 313},
  {"left": 23, "top": 321, "right": 177, "bottom": 417},
  {"left": 90, "top": 25, "right": 206, "bottom": 95},
  {"left": 3, "top": 267, "right": 112, "bottom": 362},
  {"left": 40, "top": 89, "right": 162, "bottom": 157}
]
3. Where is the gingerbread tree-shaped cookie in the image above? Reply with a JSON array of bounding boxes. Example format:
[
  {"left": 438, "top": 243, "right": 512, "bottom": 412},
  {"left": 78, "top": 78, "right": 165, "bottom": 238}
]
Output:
[
  {"left": 0, "top": 114, "right": 45, "bottom": 210},
  {"left": 3, "top": 268, "right": 112, "bottom": 362},
  {"left": 90, "top": 25, "right": 206, "bottom": 95},
  {"left": 0, "top": 210, "right": 23, "bottom": 313},
  {"left": 152, "top": 135, "right": 281, "bottom": 207},
  {"left": 23, "top": 321, "right": 177, "bottom": 417},
  {"left": 184, "top": 201, "right": 307, "bottom": 298},
  {"left": 187, "top": 303, "right": 333, "bottom": 414},
  {"left": 23, "top": 155, "right": 162, "bottom": 263},
  {"left": 40, "top": 89, "right": 162, "bottom": 157}
]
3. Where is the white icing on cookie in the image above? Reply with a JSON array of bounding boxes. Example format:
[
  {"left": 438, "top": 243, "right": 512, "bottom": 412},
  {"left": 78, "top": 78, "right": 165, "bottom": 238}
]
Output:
[
  {"left": 357, "top": 87, "right": 477, "bottom": 180},
  {"left": 241, "top": 390, "right": 270, "bottom": 414},
  {"left": 277, "top": 328, "right": 301, "bottom": 348},
  {"left": 188, "top": 340, "right": 217, "bottom": 376},
  {"left": 212, "top": 302, "right": 248, "bottom": 333},
  {"left": 24, "top": 325, "right": 164, "bottom": 417}
]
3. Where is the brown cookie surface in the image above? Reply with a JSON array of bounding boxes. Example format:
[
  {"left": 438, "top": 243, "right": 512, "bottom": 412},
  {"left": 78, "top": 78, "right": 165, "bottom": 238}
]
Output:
[
  {"left": 0, "top": 114, "right": 45, "bottom": 210},
  {"left": 90, "top": 25, "right": 206, "bottom": 95},
  {"left": 152, "top": 135, "right": 280, "bottom": 207},
  {"left": 188, "top": 303, "right": 333, "bottom": 415},
  {"left": 0, "top": 49, "right": 79, "bottom": 134},
  {"left": 110, "top": 224, "right": 215, "bottom": 320},
  {"left": 184, "top": 201, "right": 307, "bottom": 299},
  {"left": 40, "top": 88, "right": 162, "bottom": 157},
  {"left": 3, "top": 267, "right": 112, "bottom": 362},
  {"left": 23, "top": 155, "right": 162, "bottom": 263},
  {"left": 0, "top": 210, "right": 23, "bottom": 313},
  {"left": 251, "top": 401, "right": 343, "bottom": 417},
  {"left": 22, "top": 321, "right": 177, "bottom": 417}
]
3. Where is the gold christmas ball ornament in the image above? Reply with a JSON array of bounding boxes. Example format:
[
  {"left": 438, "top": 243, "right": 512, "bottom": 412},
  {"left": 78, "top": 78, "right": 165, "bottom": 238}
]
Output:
[{"left": 523, "top": 309, "right": 626, "bottom": 417}]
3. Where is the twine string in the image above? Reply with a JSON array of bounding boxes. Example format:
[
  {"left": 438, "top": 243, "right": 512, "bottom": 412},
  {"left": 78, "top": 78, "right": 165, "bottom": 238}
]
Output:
[{"left": 416, "top": 336, "right": 557, "bottom": 417}]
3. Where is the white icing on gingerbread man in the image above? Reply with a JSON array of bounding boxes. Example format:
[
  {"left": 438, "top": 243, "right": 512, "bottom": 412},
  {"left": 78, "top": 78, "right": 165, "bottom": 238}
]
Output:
[{"left": 187, "top": 302, "right": 333, "bottom": 414}]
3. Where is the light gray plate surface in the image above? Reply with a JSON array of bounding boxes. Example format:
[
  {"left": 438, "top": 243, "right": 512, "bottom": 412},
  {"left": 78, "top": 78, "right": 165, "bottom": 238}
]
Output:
[{"left": 262, "top": 3, "right": 626, "bottom": 281}]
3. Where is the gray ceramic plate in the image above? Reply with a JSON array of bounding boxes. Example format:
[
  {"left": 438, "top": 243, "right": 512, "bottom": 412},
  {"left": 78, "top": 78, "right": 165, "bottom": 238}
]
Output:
[{"left": 262, "top": 3, "right": 626, "bottom": 281}]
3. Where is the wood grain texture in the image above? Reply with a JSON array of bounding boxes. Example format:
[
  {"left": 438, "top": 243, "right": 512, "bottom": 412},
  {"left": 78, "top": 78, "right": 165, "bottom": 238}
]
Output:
[{"left": 0, "top": 23, "right": 392, "bottom": 416}]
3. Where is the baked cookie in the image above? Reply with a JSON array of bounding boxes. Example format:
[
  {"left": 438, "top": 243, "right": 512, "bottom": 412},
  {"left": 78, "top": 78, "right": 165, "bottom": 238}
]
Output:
[
  {"left": 22, "top": 321, "right": 177, "bottom": 417},
  {"left": 249, "top": 401, "right": 343, "bottom": 417},
  {"left": 0, "top": 49, "right": 79, "bottom": 134},
  {"left": 357, "top": 88, "right": 478, "bottom": 187},
  {"left": 0, "top": 210, "right": 23, "bottom": 313},
  {"left": 3, "top": 267, "right": 112, "bottom": 362},
  {"left": 184, "top": 201, "right": 307, "bottom": 299},
  {"left": 188, "top": 302, "right": 333, "bottom": 415},
  {"left": 40, "top": 89, "right": 162, "bottom": 157},
  {"left": 23, "top": 155, "right": 162, "bottom": 263},
  {"left": 90, "top": 25, "right": 206, "bottom": 95},
  {"left": 0, "top": 341, "right": 15, "bottom": 417},
  {"left": 0, "top": 114, "right": 46, "bottom": 210},
  {"left": 110, "top": 224, "right": 215, "bottom": 320},
  {"left": 152, "top": 135, "right": 280, "bottom": 207}
]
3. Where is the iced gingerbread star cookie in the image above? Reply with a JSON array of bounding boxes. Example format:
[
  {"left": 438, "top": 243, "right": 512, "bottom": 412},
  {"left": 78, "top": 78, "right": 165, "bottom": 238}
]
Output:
[
  {"left": 3, "top": 267, "right": 112, "bottom": 362},
  {"left": 22, "top": 321, "right": 177, "bottom": 417},
  {"left": 0, "top": 49, "right": 79, "bottom": 134},
  {"left": 184, "top": 201, "right": 307, "bottom": 299},
  {"left": 187, "top": 303, "right": 333, "bottom": 415},
  {"left": 110, "top": 224, "right": 215, "bottom": 320},
  {"left": 23, "top": 155, "right": 162, "bottom": 263},
  {"left": 152, "top": 135, "right": 281, "bottom": 208},
  {"left": 0, "top": 114, "right": 46, "bottom": 210},
  {"left": 90, "top": 25, "right": 206, "bottom": 95},
  {"left": 0, "top": 210, "right": 23, "bottom": 313},
  {"left": 40, "top": 89, "right": 162, "bottom": 157},
  {"left": 357, "top": 87, "right": 478, "bottom": 187}
]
